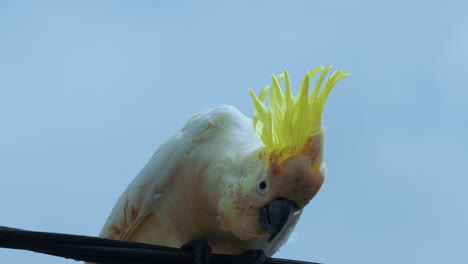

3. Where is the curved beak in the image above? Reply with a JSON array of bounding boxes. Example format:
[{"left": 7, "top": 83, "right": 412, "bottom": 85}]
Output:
[{"left": 258, "top": 198, "right": 297, "bottom": 242}]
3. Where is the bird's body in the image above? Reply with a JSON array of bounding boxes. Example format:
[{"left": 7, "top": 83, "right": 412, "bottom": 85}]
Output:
[
  {"left": 100, "top": 106, "right": 297, "bottom": 255},
  {"left": 94, "top": 66, "right": 349, "bottom": 259}
]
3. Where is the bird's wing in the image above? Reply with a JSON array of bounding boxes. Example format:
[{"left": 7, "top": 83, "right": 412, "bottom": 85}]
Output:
[
  {"left": 99, "top": 134, "right": 181, "bottom": 240},
  {"left": 99, "top": 106, "right": 251, "bottom": 241}
]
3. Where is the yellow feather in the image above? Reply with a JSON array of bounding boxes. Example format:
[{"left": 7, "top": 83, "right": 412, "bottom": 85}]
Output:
[{"left": 250, "top": 66, "right": 349, "bottom": 154}]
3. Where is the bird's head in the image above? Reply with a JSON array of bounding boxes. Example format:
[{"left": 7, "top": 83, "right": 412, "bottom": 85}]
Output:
[{"left": 217, "top": 66, "right": 349, "bottom": 243}]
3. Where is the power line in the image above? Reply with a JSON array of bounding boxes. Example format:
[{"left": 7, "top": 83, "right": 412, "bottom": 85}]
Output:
[{"left": 0, "top": 226, "right": 320, "bottom": 264}]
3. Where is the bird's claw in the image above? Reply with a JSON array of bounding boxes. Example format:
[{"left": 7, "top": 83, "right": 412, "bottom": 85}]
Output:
[
  {"left": 180, "top": 238, "right": 212, "bottom": 264},
  {"left": 242, "top": 249, "right": 267, "bottom": 264}
]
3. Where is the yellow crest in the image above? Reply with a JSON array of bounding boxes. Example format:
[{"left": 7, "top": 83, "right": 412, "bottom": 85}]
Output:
[{"left": 249, "top": 65, "right": 349, "bottom": 154}]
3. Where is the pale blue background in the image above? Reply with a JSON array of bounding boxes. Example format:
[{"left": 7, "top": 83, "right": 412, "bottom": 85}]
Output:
[{"left": 1, "top": 1, "right": 467, "bottom": 263}]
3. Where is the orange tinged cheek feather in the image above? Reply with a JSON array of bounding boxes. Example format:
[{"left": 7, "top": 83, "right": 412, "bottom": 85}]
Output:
[
  {"left": 216, "top": 181, "right": 262, "bottom": 240},
  {"left": 267, "top": 134, "right": 325, "bottom": 208}
]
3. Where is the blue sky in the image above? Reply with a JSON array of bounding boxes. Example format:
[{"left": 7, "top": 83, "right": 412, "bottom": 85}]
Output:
[{"left": 1, "top": 1, "right": 467, "bottom": 263}]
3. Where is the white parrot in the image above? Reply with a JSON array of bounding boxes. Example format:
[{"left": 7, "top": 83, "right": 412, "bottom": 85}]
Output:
[{"left": 92, "top": 66, "right": 348, "bottom": 263}]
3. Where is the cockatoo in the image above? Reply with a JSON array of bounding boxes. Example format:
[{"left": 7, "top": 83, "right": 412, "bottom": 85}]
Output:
[{"left": 94, "top": 66, "right": 348, "bottom": 262}]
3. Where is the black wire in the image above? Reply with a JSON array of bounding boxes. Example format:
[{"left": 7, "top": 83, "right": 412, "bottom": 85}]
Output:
[{"left": 0, "top": 226, "right": 320, "bottom": 264}]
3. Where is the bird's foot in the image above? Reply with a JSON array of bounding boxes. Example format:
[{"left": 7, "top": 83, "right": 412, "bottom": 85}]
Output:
[
  {"left": 180, "top": 238, "right": 212, "bottom": 264},
  {"left": 242, "top": 249, "right": 267, "bottom": 264}
]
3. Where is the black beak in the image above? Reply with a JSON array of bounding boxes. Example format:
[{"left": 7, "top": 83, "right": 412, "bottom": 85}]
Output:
[{"left": 258, "top": 198, "right": 297, "bottom": 242}]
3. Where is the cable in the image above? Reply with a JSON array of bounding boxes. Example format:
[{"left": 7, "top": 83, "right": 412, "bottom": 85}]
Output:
[{"left": 0, "top": 226, "right": 319, "bottom": 264}]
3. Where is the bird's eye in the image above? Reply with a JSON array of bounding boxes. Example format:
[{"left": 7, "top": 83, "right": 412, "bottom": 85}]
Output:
[{"left": 257, "top": 179, "right": 268, "bottom": 195}]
